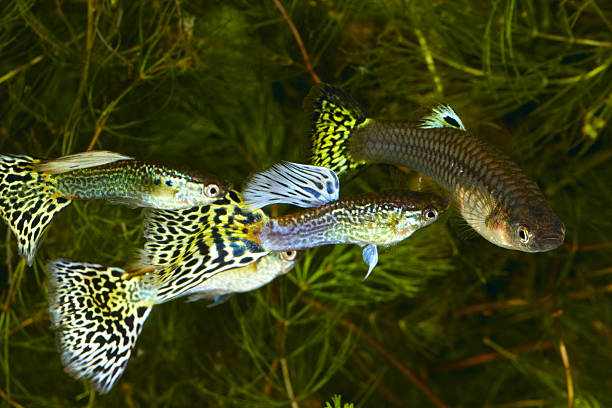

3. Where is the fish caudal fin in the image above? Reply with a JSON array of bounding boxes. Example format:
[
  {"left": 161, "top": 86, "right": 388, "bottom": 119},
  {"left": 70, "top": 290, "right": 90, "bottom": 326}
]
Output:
[
  {"left": 0, "top": 154, "right": 72, "bottom": 265},
  {"left": 34, "top": 150, "right": 133, "bottom": 174},
  {"left": 243, "top": 161, "right": 340, "bottom": 210},
  {"left": 47, "top": 260, "right": 155, "bottom": 393},
  {"left": 419, "top": 104, "right": 466, "bottom": 131},
  {"left": 304, "top": 83, "right": 370, "bottom": 176},
  {"left": 135, "top": 189, "right": 269, "bottom": 303}
]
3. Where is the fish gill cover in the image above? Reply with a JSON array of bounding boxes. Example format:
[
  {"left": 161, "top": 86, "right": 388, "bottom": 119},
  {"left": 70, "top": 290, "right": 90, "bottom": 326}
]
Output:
[{"left": 0, "top": 0, "right": 611, "bottom": 407}]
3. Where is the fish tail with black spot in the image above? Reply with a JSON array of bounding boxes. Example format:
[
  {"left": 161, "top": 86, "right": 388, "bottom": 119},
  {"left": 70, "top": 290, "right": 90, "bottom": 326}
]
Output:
[
  {"left": 0, "top": 154, "right": 72, "bottom": 265},
  {"left": 46, "top": 259, "right": 156, "bottom": 393}
]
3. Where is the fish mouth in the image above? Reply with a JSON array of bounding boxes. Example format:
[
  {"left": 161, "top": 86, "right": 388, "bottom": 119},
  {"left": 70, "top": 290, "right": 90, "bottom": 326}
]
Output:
[{"left": 532, "top": 228, "right": 566, "bottom": 252}]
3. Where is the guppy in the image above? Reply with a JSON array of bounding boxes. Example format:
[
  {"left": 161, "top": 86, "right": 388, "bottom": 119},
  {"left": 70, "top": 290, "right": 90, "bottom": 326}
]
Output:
[
  {"left": 243, "top": 162, "right": 449, "bottom": 278},
  {"left": 46, "top": 250, "right": 300, "bottom": 393},
  {"left": 305, "top": 83, "right": 565, "bottom": 253},
  {"left": 132, "top": 167, "right": 340, "bottom": 304},
  {"left": 0, "top": 151, "right": 226, "bottom": 265}
]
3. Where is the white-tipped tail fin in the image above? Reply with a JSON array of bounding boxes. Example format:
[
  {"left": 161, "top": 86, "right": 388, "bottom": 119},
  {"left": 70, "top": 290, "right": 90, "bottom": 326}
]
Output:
[
  {"left": 47, "top": 260, "right": 154, "bottom": 393},
  {"left": 35, "top": 150, "right": 133, "bottom": 174},
  {"left": 243, "top": 161, "right": 340, "bottom": 210}
]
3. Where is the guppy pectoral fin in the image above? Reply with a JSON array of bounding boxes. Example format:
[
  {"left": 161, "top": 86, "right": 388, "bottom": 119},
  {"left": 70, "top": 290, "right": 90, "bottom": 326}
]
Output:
[
  {"left": 242, "top": 161, "right": 340, "bottom": 210},
  {"left": 419, "top": 104, "right": 466, "bottom": 131},
  {"left": 207, "top": 294, "right": 234, "bottom": 308},
  {"left": 362, "top": 244, "right": 378, "bottom": 280}
]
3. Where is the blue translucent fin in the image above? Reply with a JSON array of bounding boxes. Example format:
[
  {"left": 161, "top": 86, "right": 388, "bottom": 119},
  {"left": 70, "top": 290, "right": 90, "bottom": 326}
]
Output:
[
  {"left": 206, "top": 293, "right": 234, "bottom": 308},
  {"left": 35, "top": 150, "right": 133, "bottom": 174},
  {"left": 419, "top": 104, "right": 466, "bottom": 131},
  {"left": 243, "top": 161, "right": 340, "bottom": 210},
  {"left": 362, "top": 244, "right": 378, "bottom": 280},
  {"left": 46, "top": 260, "right": 155, "bottom": 393},
  {"left": 0, "top": 154, "right": 72, "bottom": 265}
]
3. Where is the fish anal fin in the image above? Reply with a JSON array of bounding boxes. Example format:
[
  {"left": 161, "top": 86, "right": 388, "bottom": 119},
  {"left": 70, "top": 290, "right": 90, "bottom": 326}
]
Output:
[{"left": 362, "top": 244, "right": 378, "bottom": 280}]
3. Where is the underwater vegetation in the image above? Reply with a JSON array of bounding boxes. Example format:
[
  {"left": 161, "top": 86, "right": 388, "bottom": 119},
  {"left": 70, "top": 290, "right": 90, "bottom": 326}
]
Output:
[{"left": 1, "top": 0, "right": 611, "bottom": 407}]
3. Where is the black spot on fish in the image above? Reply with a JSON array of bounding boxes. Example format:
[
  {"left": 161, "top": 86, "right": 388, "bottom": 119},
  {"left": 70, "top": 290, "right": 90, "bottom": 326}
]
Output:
[
  {"left": 229, "top": 190, "right": 240, "bottom": 203},
  {"left": 444, "top": 116, "right": 460, "bottom": 128}
]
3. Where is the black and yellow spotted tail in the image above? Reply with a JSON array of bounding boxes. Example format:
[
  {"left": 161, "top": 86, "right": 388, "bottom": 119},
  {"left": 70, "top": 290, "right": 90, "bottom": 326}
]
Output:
[
  {"left": 133, "top": 189, "right": 270, "bottom": 303},
  {"left": 0, "top": 154, "right": 71, "bottom": 265},
  {"left": 47, "top": 260, "right": 155, "bottom": 393},
  {"left": 304, "top": 83, "right": 370, "bottom": 176}
]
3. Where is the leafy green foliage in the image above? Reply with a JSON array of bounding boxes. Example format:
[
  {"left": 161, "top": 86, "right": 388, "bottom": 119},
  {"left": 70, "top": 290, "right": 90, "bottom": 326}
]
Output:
[{"left": 1, "top": 0, "right": 611, "bottom": 407}]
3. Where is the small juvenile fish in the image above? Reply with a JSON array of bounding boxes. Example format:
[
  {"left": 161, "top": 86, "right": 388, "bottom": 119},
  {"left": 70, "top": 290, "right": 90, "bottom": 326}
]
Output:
[
  {"left": 0, "top": 151, "right": 227, "bottom": 265},
  {"left": 243, "top": 162, "right": 448, "bottom": 278},
  {"left": 305, "top": 84, "right": 565, "bottom": 252},
  {"left": 46, "top": 251, "right": 300, "bottom": 393}
]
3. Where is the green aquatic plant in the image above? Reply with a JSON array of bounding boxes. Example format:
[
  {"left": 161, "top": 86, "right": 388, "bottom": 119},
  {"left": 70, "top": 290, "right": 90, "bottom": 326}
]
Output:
[{"left": 1, "top": 0, "right": 611, "bottom": 407}]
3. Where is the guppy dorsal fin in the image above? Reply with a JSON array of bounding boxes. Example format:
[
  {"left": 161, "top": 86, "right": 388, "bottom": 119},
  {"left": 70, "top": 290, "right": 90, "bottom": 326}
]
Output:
[
  {"left": 35, "top": 150, "right": 133, "bottom": 174},
  {"left": 46, "top": 260, "right": 154, "bottom": 393},
  {"left": 242, "top": 161, "right": 340, "bottom": 210},
  {"left": 0, "top": 154, "right": 72, "bottom": 265},
  {"left": 419, "top": 104, "right": 466, "bottom": 131},
  {"left": 135, "top": 189, "right": 269, "bottom": 303}
]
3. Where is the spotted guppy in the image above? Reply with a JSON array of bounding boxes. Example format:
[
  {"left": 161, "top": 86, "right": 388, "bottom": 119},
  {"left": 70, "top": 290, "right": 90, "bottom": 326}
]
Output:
[{"left": 0, "top": 150, "right": 226, "bottom": 264}]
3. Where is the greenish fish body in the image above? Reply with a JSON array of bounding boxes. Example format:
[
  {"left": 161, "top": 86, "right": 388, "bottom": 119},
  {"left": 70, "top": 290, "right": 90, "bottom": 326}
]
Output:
[
  {"left": 52, "top": 159, "right": 225, "bottom": 209},
  {"left": 46, "top": 251, "right": 299, "bottom": 393},
  {"left": 259, "top": 190, "right": 446, "bottom": 251},
  {"left": 306, "top": 84, "right": 565, "bottom": 253},
  {"left": 0, "top": 151, "right": 226, "bottom": 265},
  {"left": 242, "top": 162, "right": 448, "bottom": 278}
]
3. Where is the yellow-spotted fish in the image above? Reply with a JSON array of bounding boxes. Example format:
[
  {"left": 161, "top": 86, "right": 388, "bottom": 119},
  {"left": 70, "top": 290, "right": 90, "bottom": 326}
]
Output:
[
  {"left": 243, "top": 162, "right": 448, "bottom": 278},
  {"left": 131, "top": 167, "right": 339, "bottom": 304},
  {"left": 305, "top": 84, "right": 565, "bottom": 252},
  {"left": 0, "top": 151, "right": 227, "bottom": 265},
  {"left": 133, "top": 188, "right": 271, "bottom": 303},
  {"left": 46, "top": 250, "right": 300, "bottom": 393}
]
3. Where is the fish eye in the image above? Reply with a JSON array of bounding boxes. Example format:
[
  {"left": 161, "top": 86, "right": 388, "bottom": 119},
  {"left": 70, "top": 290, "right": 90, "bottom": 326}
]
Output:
[
  {"left": 204, "top": 183, "right": 221, "bottom": 197},
  {"left": 422, "top": 206, "right": 438, "bottom": 221},
  {"left": 517, "top": 225, "right": 530, "bottom": 244},
  {"left": 281, "top": 250, "right": 297, "bottom": 261}
]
